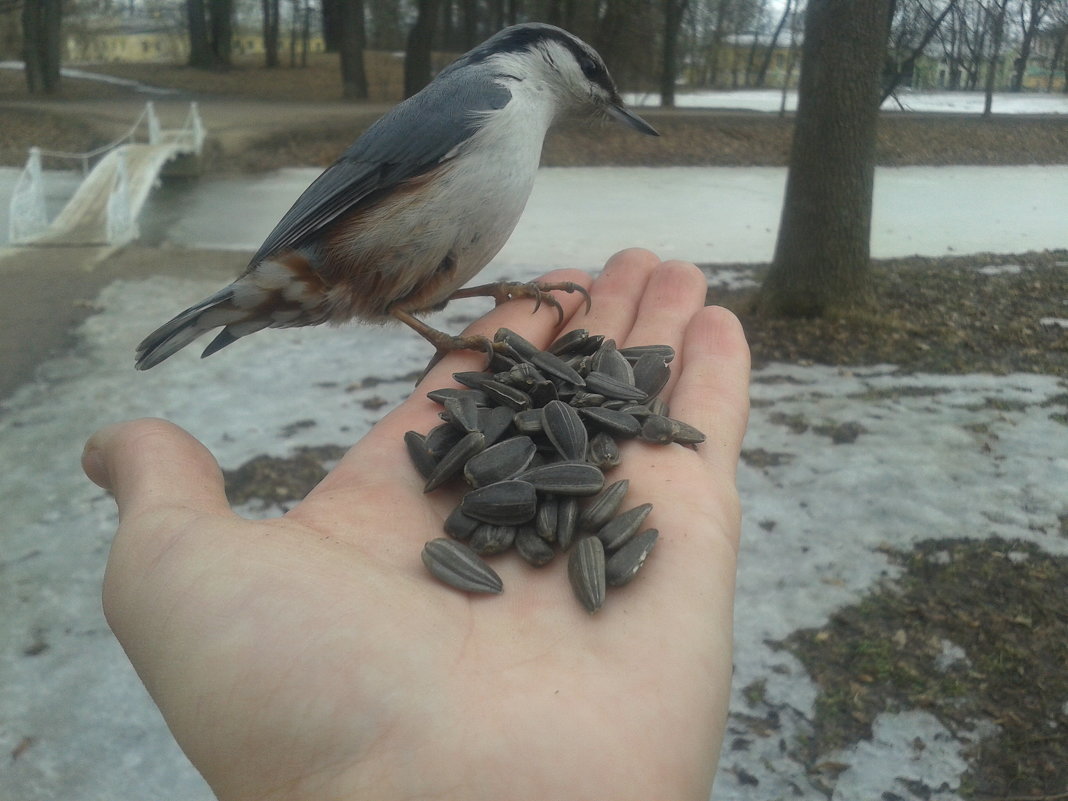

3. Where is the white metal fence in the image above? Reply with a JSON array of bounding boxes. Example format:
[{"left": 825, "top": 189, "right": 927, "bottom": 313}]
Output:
[{"left": 7, "top": 101, "right": 205, "bottom": 246}]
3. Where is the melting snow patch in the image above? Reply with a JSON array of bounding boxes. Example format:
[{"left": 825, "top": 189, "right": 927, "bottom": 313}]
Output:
[
  {"left": 1039, "top": 317, "right": 1068, "bottom": 329},
  {"left": 977, "top": 264, "right": 1023, "bottom": 275},
  {"left": 827, "top": 711, "right": 968, "bottom": 801}
]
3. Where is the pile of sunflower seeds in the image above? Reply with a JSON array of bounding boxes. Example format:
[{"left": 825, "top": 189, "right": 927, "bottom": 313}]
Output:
[{"left": 407, "top": 327, "right": 705, "bottom": 614}]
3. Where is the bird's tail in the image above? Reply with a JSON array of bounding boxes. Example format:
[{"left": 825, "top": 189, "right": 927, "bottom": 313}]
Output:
[{"left": 135, "top": 285, "right": 269, "bottom": 370}]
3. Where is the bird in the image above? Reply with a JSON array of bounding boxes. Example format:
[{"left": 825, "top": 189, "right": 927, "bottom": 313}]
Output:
[{"left": 135, "top": 22, "right": 658, "bottom": 371}]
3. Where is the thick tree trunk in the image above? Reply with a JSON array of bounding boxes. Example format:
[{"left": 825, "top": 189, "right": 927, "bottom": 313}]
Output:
[
  {"left": 321, "top": 0, "right": 340, "bottom": 52},
  {"left": 338, "top": 0, "right": 368, "bottom": 99},
  {"left": 186, "top": 0, "right": 213, "bottom": 67},
  {"left": 660, "top": 0, "right": 688, "bottom": 107},
  {"left": 404, "top": 0, "right": 438, "bottom": 98},
  {"left": 983, "top": 0, "right": 1008, "bottom": 116},
  {"left": 262, "top": 0, "right": 280, "bottom": 67},
  {"left": 756, "top": 0, "right": 890, "bottom": 318},
  {"left": 22, "top": 0, "right": 62, "bottom": 95},
  {"left": 209, "top": 0, "right": 233, "bottom": 67}
]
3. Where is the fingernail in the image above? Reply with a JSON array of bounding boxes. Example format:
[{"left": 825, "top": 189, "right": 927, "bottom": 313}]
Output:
[{"left": 82, "top": 444, "right": 111, "bottom": 490}]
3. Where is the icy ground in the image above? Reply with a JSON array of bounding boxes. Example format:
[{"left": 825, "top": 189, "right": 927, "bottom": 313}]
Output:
[
  {"left": 625, "top": 87, "right": 1068, "bottom": 115},
  {"left": 1, "top": 165, "right": 1067, "bottom": 800}
]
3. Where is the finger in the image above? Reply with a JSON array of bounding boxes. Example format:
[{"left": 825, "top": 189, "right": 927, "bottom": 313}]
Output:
[
  {"left": 668, "top": 306, "right": 751, "bottom": 478},
  {"left": 82, "top": 418, "right": 232, "bottom": 523},
  {"left": 564, "top": 247, "right": 661, "bottom": 340},
  {"left": 621, "top": 260, "right": 710, "bottom": 399}
]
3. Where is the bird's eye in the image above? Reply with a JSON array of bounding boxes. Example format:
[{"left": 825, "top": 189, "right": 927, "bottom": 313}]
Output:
[{"left": 578, "top": 55, "right": 601, "bottom": 81}]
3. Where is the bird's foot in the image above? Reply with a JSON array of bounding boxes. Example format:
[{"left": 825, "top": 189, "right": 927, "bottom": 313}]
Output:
[
  {"left": 391, "top": 308, "right": 504, "bottom": 380},
  {"left": 446, "top": 280, "right": 592, "bottom": 325}
]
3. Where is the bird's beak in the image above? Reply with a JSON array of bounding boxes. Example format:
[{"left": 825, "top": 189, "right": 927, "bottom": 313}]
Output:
[{"left": 607, "top": 101, "right": 659, "bottom": 136}]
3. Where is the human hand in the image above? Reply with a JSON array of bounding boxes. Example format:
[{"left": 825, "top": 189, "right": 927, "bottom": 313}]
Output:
[{"left": 83, "top": 249, "right": 750, "bottom": 801}]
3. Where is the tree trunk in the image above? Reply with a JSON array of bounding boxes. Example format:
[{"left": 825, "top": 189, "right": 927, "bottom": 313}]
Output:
[
  {"left": 660, "top": 0, "right": 688, "bottom": 107},
  {"left": 322, "top": 0, "right": 340, "bottom": 52},
  {"left": 1011, "top": 0, "right": 1047, "bottom": 92},
  {"left": 209, "top": 0, "right": 233, "bottom": 67},
  {"left": 338, "top": 0, "right": 368, "bottom": 98},
  {"left": 983, "top": 0, "right": 1008, "bottom": 116},
  {"left": 22, "top": 0, "right": 62, "bottom": 95},
  {"left": 404, "top": 0, "right": 438, "bottom": 98},
  {"left": 756, "top": 0, "right": 890, "bottom": 318},
  {"left": 187, "top": 0, "right": 213, "bottom": 67},
  {"left": 262, "top": 0, "right": 280, "bottom": 67}
]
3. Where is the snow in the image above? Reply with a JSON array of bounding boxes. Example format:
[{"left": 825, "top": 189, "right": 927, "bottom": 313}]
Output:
[
  {"left": 2, "top": 151, "right": 1068, "bottom": 798},
  {"left": 626, "top": 88, "right": 1068, "bottom": 115}
]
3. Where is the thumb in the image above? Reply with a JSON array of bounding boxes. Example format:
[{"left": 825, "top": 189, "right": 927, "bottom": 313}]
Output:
[{"left": 82, "top": 418, "right": 232, "bottom": 521}]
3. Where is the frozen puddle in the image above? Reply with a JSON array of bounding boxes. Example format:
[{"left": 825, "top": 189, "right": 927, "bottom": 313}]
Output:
[{"left": 2, "top": 275, "right": 1067, "bottom": 800}]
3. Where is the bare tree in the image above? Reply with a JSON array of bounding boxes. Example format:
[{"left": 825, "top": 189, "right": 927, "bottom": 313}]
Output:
[
  {"left": 983, "top": 0, "right": 1009, "bottom": 115},
  {"left": 661, "top": 0, "right": 690, "bottom": 106},
  {"left": 1011, "top": 0, "right": 1054, "bottom": 90},
  {"left": 404, "top": 0, "right": 438, "bottom": 98},
  {"left": 339, "top": 0, "right": 368, "bottom": 98},
  {"left": 262, "top": 0, "right": 280, "bottom": 67},
  {"left": 883, "top": 0, "right": 958, "bottom": 99},
  {"left": 22, "top": 0, "right": 62, "bottom": 94},
  {"left": 756, "top": 0, "right": 891, "bottom": 317},
  {"left": 755, "top": 0, "right": 793, "bottom": 86},
  {"left": 186, "top": 0, "right": 233, "bottom": 68}
]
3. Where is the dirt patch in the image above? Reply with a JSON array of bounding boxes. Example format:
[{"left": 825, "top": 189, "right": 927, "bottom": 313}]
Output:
[
  {"left": 780, "top": 538, "right": 1068, "bottom": 800},
  {"left": 709, "top": 250, "right": 1068, "bottom": 379}
]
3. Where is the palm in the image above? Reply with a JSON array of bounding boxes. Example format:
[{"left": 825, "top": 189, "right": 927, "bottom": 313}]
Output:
[{"left": 90, "top": 252, "right": 750, "bottom": 801}]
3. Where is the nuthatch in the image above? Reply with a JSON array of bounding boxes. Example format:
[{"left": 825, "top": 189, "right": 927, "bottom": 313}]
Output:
[{"left": 135, "top": 22, "right": 657, "bottom": 370}]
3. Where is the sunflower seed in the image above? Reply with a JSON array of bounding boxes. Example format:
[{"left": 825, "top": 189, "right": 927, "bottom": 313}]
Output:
[
  {"left": 480, "top": 379, "right": 532, "bottom": 410},
  {"left": 424, "top": 422, "right": 465, "bottom": 458},
  {"left": 477, "top": 405, "right": 515, "bottom": 446},
  {"left": 422, "top": 538, "right": 503, "bottom": 594},
  {"left": 569, "top": 536, "right": 606, "bottom": 613},
  {"left": 452, "top": 370, "right": 494, "bottom": 389},
  {"left": 427, "top": 387, "right": 489, "bottom": 407},
  {"left": 515, "top": 528, "right": 555, "bottom": 566},
  {"left": 528, "top": 349, "right": 586, "bottom": 387},
  {"left": 512, "top": 408, "right": 544, "bottom": 435},
  {"left": 578, "top": 406, "right": 641, "bottom": 438},
  {"left": 557, "top": 496, "right": 579, "bottom": 551},
  {"left": 461, "top": 479, "right": 538, "bottom": 525},
  {"left": 444, "top": 505, "right": 481, "bottom": 541},
  {"left": 470, "top": 523, "right": 517, "bottom": 555},
  {"left": 501, "top": 362, "right": 544, "bottom": 389},
  {"left": 536, "top": 495, "right": 559, "bottom": 542},
  {"left": 639, "top": 414, "right": 676, "bottom": 445},
  {"left": 424, "top": 431, "right": 486, "bottom": 492},
  {"left": 404, "top": 430, "right": 437, "bottom": 479},
  {"left": 584, "top": 371, "right": 647, "bottom": 401},
  {"left": 631, "top": 353, "right": 670, "bottom": 397},
  {"left": 547, "top": 328, "right": 592, "bottom": 357},
  {"left": 596, "top": 503, "right": 654, "bottom": 551},
  {"left": 587, "top": 431, "right": 621, "bottom": 470},
  {"left": 528, "top": 378, "right": 559, "bottom": 407},
  {"left": 579, "top": 479, "right": 630, "bottom": 532},
  {"left": 516, "top": 462, "right": 605, "bottom": 496},
  {"left": 569, "top": 390, "right": 608, "bottom": 408},
  {"left": 620, "top": 344, "right": 675, "bottom": 363},
  {"left": 442, "top": 394, "right": 481, "bottom": 433},
  {"left": 646, "top": 397, "right": 670, "bottom": 418},
  {"left": 590, "top": 339, "right": 635, "bottom": 384},
  {"left": 670, "top": 419, "right": 706, "bottom": 445},
  {"left": 542, "top": 399, "right": 588, "bottom": 461},
  {"left": 605, "top": 528, "right": 658, "bottom": 587},
  {"left": 463, "top": 436, "right": 537, "bottom": 487}
]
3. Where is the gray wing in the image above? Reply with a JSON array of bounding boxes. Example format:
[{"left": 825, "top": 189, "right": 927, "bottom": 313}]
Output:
[{"left": 249, "top": 69, "right": 511, "bottom": 266}]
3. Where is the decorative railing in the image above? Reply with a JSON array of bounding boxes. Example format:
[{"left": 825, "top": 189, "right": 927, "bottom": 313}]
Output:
[{"left": 7, "top": 101, "right": 204, "bottom": 246}]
